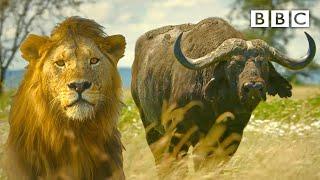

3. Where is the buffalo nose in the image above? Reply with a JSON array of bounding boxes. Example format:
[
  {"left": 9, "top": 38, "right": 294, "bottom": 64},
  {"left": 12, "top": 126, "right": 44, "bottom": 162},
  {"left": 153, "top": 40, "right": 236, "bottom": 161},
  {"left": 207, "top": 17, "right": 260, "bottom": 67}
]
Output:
[
  {"left": 243, "top": 82, "right": 264, "bottom": 92},
  {"left": 68, "top": 81, "right": 92, "bottom": 94}
]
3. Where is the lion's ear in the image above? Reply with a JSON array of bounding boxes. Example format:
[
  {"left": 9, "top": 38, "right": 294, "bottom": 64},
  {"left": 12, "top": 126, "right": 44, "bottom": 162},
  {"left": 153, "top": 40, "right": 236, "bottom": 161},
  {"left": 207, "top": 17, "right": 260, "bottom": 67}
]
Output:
[
  {"left": 267, "top": 62, "right": 292, "bottom": 98},
  {"left": 104, "top": 34, "right": 126, "bottom": 60},
  {"left": 20, "top": 34, "right": 49, "bottom": 62}
]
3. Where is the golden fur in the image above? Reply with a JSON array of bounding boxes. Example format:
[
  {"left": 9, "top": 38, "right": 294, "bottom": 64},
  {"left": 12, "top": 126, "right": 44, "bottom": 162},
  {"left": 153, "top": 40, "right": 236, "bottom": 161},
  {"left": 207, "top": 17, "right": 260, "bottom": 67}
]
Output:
[{"left": 6, "top": 17, "right": 126, "bottom": 179}]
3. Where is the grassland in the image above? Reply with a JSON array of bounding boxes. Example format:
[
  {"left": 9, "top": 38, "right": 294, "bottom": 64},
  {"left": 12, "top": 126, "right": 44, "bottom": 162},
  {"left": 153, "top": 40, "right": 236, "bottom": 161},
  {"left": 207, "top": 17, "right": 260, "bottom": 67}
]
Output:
[{"left": 0, "top": 86, "right": 320, "bottom": 179}]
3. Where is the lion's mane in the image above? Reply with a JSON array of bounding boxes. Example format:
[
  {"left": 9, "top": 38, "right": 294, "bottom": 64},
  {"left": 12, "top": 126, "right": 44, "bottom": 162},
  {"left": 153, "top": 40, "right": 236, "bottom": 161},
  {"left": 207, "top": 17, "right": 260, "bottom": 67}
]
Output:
[{"left": 6, "top": 17, "right": 124, "bottom": 179}]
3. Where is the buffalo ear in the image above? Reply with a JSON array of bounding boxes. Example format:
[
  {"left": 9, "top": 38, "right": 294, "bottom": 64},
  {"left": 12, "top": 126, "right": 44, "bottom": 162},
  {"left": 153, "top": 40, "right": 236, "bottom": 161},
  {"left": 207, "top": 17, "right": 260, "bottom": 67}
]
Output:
[
  {"left": 267, "top": 62, "right": 292, "bottom": 98},
  {"left": 203, "top": 77, "right": 218, "bottom": 101},
  {"left": 104, "top": 34, "right": 126, "bottom": 61},
  {"left": 203, "top": 63, "right": 226, "bottom": 102},
  {"left": 20, "top": 34, "right": 49, "bottom": 62}
]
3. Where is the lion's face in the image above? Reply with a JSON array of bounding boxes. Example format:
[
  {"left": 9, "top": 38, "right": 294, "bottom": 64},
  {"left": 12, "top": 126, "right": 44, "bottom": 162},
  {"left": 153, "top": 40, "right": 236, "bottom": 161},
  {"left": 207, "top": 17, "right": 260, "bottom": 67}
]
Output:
[
  {"left": 20, "top": 22, "right": 126, "bottom": 121},
  {"left": 41, "top": 37, "right": 115, "bottom": 120}
]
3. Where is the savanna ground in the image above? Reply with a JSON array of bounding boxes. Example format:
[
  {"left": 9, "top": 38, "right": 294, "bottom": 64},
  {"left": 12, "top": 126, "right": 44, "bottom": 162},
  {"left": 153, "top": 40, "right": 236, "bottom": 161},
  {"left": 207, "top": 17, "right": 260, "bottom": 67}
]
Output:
[{"left": 0, "top": 86, "right": 320, "bottom": 179}]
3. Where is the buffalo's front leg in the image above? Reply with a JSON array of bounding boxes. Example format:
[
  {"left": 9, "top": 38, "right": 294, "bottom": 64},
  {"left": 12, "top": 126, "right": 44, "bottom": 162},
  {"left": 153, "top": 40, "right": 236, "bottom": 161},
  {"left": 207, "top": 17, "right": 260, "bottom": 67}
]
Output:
[{"left": 192, "top": 113, "right": 247, "bottom": 170}]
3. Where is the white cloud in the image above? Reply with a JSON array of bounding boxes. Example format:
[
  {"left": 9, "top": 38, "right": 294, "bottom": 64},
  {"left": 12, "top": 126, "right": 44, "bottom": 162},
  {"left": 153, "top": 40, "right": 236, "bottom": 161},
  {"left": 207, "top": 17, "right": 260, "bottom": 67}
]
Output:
[
  {"left": 79, "top": 2, "right": 112, "bottom": 24},
  {"left": 117, "top": 13, "right": 133, "bottom": 23},
  {"left": 109, "top": 0, "right": 231, "bottom": 67},
  {"left": 156, "top": 0, "right": 211, "bottom": 8},
  {"left": 9, "top": 0, "right": 319, "bottom": 69}
]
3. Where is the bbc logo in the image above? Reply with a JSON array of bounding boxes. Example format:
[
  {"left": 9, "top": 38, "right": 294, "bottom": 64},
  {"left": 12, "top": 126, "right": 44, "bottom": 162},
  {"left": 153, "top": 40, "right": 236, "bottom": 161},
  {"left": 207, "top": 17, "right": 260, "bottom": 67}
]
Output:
[{"left": 251, "top": 10, "right": 309, "bottom": 28}]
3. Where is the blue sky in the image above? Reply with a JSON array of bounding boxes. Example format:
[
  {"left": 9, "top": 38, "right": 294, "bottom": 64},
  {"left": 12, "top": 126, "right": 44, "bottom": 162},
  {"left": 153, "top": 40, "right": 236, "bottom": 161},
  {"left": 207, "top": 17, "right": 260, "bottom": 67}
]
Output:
[{"left": 7, "top": 0, "right": 320, "bottom": 69}]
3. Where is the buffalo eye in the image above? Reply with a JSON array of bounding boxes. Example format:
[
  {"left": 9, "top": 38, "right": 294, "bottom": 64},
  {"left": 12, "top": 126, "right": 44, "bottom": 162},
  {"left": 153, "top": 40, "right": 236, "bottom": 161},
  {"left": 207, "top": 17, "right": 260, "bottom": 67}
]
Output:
[
  {"left": 90, "top": 57, "right": 100, "bottom": 65},
  {"left": 55, "top": 60, "right": 65, "bottom": 67},
  {"left": 261, "top": 61, "right": 269, "bottom": 72},
  {"left": 230, "top": 60, "right": 236, "bottom": 65},
  {"left": 229, "top": 60, "right": 238, "bottom": 67}
]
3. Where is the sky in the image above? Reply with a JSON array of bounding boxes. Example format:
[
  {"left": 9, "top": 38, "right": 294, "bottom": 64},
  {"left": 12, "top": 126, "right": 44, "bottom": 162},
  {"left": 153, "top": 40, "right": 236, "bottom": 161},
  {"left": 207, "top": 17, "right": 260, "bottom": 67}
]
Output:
[{"left": 7, "top": 0, "right": 320, "bottom": 69}]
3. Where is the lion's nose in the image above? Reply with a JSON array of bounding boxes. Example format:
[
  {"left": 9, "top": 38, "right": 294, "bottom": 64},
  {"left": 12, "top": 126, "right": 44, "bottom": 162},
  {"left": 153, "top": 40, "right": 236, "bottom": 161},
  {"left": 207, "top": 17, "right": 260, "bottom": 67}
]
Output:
[{"left": 68, "top": 81, "right": 92, "bottom": 94}]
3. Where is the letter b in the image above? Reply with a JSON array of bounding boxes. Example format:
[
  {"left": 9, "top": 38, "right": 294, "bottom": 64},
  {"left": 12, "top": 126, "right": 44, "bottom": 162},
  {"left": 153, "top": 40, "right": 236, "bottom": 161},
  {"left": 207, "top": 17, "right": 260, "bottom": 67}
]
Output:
[
  {"left": 271, "top": 10, "right": 289, "bottom": 27},
  {"left": 276, "top": 13, "right": 285, "bottom": 24},
  {"left": 256, "top": 13, "right": 265, "bottom": 25},
  {"left": 251, "top": 10, "right": 269, "bottom": 27}
]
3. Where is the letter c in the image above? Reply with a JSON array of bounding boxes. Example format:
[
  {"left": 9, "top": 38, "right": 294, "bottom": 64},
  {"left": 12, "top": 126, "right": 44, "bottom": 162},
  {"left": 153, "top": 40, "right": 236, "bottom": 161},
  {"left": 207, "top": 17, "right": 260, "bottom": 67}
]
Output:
[{"left": 294, "top": 12, "right": 306, "bottom": 25}]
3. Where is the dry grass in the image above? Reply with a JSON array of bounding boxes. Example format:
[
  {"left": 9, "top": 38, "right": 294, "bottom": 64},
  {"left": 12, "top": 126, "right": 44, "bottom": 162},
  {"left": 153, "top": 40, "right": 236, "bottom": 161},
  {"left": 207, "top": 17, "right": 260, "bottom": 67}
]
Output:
[
  {"left": 0, "top": 86, "right": 319, "bottom": 179},
  {"left": 121, "top": 119, "right": 320, "bottom": 180},
  {"left": 120, "top": 86, "right": 320, "bottom": 180},
  {"left": 288, "top": 85, "right": 320, "bottom": 99}
]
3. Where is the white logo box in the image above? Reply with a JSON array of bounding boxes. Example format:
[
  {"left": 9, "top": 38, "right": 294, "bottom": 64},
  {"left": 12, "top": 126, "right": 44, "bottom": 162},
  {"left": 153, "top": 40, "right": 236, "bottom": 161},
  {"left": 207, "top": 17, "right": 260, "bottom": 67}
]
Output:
[{"left": 250, "top": 10, "right": 309, "bottom": 28}]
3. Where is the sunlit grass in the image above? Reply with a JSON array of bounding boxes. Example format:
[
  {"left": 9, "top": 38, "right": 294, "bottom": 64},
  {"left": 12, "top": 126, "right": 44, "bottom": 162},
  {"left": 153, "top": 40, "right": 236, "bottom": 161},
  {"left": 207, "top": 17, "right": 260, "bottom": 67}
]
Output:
[
  {"left": 119, "top": 89, "right": 320, "bottom": 179},
  {"left": 0, "top": 91, "right": 14, "bottom": 121},
  {"left": 253, "top": 97, "right": 320, "bottom": 124},
  {"left": 0, "top": 87, "right": 319, "bottom": 179}
]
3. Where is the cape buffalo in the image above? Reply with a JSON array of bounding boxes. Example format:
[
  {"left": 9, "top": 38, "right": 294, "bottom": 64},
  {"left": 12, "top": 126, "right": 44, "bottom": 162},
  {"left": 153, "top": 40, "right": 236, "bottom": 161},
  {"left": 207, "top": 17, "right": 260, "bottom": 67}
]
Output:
[{"left": 131, "top": 18, "right": 316, "bottom": 165}]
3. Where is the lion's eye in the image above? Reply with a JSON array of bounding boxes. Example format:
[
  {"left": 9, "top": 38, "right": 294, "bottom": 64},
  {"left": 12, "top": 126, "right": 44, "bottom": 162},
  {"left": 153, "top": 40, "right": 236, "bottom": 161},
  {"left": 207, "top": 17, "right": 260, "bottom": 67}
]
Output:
[
  {"left": 55, "top": 60, "right": 65, "bottom": 67},
  {"left": 90, "top": 57, "right": 100, "bottom": 65}
]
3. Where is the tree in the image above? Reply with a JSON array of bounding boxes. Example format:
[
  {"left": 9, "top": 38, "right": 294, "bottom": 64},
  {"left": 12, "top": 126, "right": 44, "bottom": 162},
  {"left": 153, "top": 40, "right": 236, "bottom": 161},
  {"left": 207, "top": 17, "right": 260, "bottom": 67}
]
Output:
[
  {"left": 0, "top": 0, "right": 92, "bottom": 94},
  {"left": 227, "top": 0, "right": 320, "bottom": 84},
  {"left": 228, "top": 0, "right": 320, "bottom": 50}
]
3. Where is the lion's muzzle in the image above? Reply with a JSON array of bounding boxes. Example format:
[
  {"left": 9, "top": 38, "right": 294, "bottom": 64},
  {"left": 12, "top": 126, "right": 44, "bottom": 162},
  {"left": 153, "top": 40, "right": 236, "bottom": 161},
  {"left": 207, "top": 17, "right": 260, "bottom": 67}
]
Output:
[{"left": 63, "top": 80, "right": 97, "bottom": 120}]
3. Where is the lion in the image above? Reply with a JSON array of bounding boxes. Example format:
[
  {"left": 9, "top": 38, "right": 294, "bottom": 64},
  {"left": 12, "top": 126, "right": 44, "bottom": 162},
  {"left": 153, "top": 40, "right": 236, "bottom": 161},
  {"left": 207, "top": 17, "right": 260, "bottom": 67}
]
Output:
[{"left": 5, "top": 16, "right": 126, "bottom": 179}]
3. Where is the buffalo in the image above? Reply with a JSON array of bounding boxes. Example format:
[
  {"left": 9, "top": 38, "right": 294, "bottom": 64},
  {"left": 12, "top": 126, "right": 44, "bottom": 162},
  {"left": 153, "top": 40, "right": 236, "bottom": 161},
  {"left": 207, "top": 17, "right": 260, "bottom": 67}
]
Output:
[{"left": 131, "top": 18, "right": 316, "bottom": 165}]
